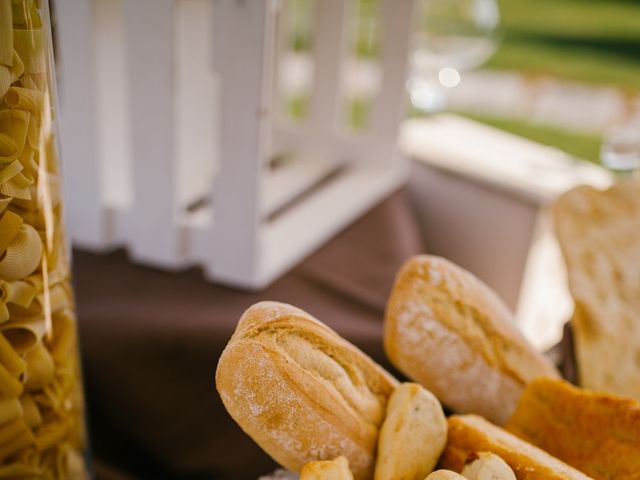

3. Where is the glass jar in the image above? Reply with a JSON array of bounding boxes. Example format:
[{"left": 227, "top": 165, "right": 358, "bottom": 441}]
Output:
[{"left": 0, "top": 1, "right": 88, "bottom": 478}]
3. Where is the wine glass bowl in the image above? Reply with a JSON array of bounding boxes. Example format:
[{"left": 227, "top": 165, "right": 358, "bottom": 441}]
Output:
[
  {"left": 601, "top": 116, "right": 640, "bottom": 178},
  {"left": 408, "top": 0, "right": 501, "bottom": 113}
]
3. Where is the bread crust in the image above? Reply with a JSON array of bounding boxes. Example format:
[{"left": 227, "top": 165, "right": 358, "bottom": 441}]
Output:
[
  {"left": 553, "top": 181, "right": 640, "bottom": 399},
  {"left": 216, "top": 302, "right": 398, "bottom": 480},
  {"left": 440, "top": 415, "right": 592, "bottom": 480},
  {"left": 384, "top": 256, "right": 559, "bottom": 424},
  {"left": 506, "top": 378, "right": 640, "bottom": 480},
  {"left": 374, "top": 383, "right": 447, "bottom": 480}
]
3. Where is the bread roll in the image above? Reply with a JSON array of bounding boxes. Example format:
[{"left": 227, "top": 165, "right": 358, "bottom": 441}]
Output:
[
  {"left": 216, "top": 302, "right": 398, "bottom": 480},
  {"left": 506, "top": 377, "right": 640, "bottom": 480},
  {"left": 553, "top": 181, "right": 640, "bottom": 399},
  {"left": 461, "top": 452, "right": 516, "bottom": 480},
  {"left": 425, "top": 471, "right": 466, "bottom": 480},
  {"left": 439, "top": 415, "right": 592, "bottom": 480},
  {"left": 374, "top": 383, "right": 447, "bottom": 480},
  {"left": 384, "top": 255, "right": 559, "bottom": 424},
  {"left": 301, "top": 456, "right": 354, "bottom": 480}
]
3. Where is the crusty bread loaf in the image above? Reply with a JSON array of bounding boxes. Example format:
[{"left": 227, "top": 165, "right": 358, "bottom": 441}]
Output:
[
  {"left": 461, "top": 452, "right": 516, "bottom": 480},
  {"left": 384, "top": 255, "right": 559, "bottom": 425},
  {"left": 425, "top": 471, "right": 466, "bottom": 480},
  {"left": 506, "top": 377, "right": 640, "bottom": 480},
  {"left": 553, "top": 181, "right": 640, "bottom": 399},
  {"left": 216, "top": 302, "right": 398, "bottom": 480},
  {"left": 374, "top": 383, "right": 447, "bottom": 480},
  {"left": 439, "top": 415, "right": 592, "bottom": 480},
  {"left": 300, "top": 456, "right": 354, "bottom": 480}
]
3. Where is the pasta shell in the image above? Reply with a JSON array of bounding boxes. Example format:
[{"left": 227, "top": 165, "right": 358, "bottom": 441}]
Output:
[
  {"left": 0, "top": 210, "right": 23, "bottom": 254},
  {"left": 23, "top": 342, "right": 53, "bottom": 391},
  {"left": 0, "top": 223, "right": 42, "bottom": 280},
  {"left": 3, "top": 87, "right": 43, "bottom": 120},
  {"left": 1, "top": 315, "right": 45, "bottom": 354}
]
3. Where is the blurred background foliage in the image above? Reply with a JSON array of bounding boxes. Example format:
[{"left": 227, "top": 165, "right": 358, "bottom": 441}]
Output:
[{"left": 285, "top": 0, "right": 640, "bottom": 165}]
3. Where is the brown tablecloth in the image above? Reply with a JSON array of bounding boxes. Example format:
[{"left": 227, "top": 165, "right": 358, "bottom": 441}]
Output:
[{"left": 74, "top": 189, "right": 425, "bottom": 480}]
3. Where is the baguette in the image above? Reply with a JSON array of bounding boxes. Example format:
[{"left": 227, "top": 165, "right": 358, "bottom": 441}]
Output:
[
  {"left": 439, "top": 415, "right": 592, "bottom": 480},
  {"left": 506, "top": 377, "right": 640, "bottom": 480},
  {"left": 384, "top": 255, "right": 559, "bottom": 424},
  {"left": 216, "top": 302, "right": 398, "bottom": 480},
  {"left": 553, "top": 181, "right": 640, "bottom": 399}
]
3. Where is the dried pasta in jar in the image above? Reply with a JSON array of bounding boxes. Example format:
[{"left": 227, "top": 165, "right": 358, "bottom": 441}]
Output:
[{"left": 0, "top": 1, "right": 88, "bottom": 478}]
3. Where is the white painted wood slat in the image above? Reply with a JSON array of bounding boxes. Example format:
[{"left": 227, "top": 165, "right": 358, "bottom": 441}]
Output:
[{"left": 55, "top": 0, "right": 414, "bottom": 290}]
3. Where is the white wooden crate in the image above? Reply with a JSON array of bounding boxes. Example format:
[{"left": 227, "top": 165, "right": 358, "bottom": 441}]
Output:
[{"left": 55, "top": 0, "right": 415, "bottom": 289}]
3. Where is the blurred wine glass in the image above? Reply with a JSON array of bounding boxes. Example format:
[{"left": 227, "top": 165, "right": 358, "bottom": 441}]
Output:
[
  {"left": 407, "top": 0, "right": 501, "bottom": 114},
  {"left": 601, "top": 110, "right": 640, "bottom": 179}
]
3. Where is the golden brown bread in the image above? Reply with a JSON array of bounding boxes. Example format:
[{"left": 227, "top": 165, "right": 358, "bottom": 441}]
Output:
[
  {"left": 439, "top": 415, "right": 593, "bottom": 480},
  {"left": 506, "top": 377, "right": 640, "bottom": 480},
  {"left": 215, "top": 302, "right": 398, "bottom": 480},
  {"left": 553, "top": 181, "right": 640, "bottom": 399},
  {"left": 300, "top": 456, "right": 354, "bottom": 480},
  {"left": 384, "top": 255, "right": 559, "bottom": 424},
  {"left": 374, "top": 383, "right": 447, "bottom": 480}
]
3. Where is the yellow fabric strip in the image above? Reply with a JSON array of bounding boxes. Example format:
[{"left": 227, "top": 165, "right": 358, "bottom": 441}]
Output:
[
  {"left": 0, "top": 397, "right": 22, "bottom": 424},
  {"left": 0, "top": 210, "right": 23, "bottom": 253},
  {"left": 0, "top": 330, "right": 25, "bottom": 376},
  {"left": 0, "top": 362, "right": 23, "bottom": 398},
  {"left": 1, "top": 315, "right": 46, "bottom": 354}
]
